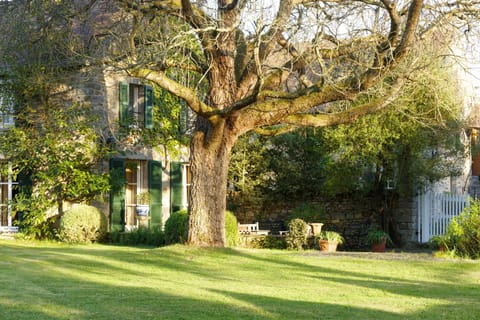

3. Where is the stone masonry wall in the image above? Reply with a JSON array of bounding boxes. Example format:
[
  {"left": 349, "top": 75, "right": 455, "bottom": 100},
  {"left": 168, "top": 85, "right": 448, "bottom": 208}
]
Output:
[{"left": 234, "top": 194, "right": 418, "bottom": 250}]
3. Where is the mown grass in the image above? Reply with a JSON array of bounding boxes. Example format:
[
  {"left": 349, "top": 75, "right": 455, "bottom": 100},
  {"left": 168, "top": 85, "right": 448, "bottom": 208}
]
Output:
[{"left": 0, "top": 240, "right": 479, "bottom": 320}]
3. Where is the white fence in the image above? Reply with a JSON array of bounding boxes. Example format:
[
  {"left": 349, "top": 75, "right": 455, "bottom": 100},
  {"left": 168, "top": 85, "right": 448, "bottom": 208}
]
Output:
[{"left": 417, "top": 192, "right": 469, "bottom": 242}]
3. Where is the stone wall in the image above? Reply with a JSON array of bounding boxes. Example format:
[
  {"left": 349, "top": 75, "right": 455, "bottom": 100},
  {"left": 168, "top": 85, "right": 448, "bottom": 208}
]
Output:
[
  {"left": 233, "top": 194, "right": 418, "bottom": 250},
  {"left": 390, "top": 196, "right": 418, "bottom": 246}
]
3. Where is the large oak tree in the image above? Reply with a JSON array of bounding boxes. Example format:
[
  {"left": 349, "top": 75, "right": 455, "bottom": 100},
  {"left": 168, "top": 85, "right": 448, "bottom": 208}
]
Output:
[{"left": 3, "top": 0, "right": 480, "bottom": 246}]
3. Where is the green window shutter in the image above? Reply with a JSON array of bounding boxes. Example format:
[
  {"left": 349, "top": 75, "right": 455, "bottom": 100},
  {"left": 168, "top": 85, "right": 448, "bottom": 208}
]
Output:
[
  {"left": 170, "top": 162, "right": 184, "bottom": 213},
  {"left": 144, "top": 85, "right": 154, "bottom": 129},
  {"left": 148, "top": 160, "right": 163, "bottom": 228},
  {"left": 109, "top": 158, "right": 126, "bottom": 232},
  {"left": 119, "top": 82, "right": 129, "bottom": 127}
]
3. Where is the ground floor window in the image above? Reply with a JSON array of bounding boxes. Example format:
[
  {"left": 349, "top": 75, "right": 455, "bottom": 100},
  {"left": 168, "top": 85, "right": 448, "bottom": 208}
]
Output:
[
  {"left": 109, "top": 158, "right": 163, "bottom": 232},
  {"left": 0, "top": 163, "right": 18, "bottom": 231}
]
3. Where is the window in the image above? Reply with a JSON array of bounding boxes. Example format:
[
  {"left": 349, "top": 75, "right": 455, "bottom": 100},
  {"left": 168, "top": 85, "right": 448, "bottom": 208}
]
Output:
[
  {"left": 0, "top": 163, "right": 18, "bottom": 230},
  {"left": 0, "top": 84, "right": 14, "bottom": 130},
  {"left": 124, "top": 160, "right": 148, "bottom": 229},
  {"left": 119, "top": 82, "right": 154, "bottom": 129}
]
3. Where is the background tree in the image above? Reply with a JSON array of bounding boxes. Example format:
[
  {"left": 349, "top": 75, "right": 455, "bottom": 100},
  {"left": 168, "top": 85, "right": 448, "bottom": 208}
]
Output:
[
  {"left": 228, "top": 54, "right": 466, "bottom": 217},
  {"left": 3, "top": 0, "right": 479, "bottom": 246},
  {"left": 227, "top": 134, "right": 270, "bottom": 214},
  {"left": 0, "top": 1, "right": 111, "bottom": 238}
]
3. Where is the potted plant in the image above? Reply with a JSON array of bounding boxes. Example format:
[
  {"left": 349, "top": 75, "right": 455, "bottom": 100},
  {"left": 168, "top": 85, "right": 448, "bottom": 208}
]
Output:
[
  {"left": 366, "top": 228, "right": 392, "bottom": 252},
  {"left": 430, "top": 234, "right": 450, "bottom": 252},
  {"left": 316, "top": 231, "right": 344, "bottom": 252},
  {"left": 135, "top": 191, "right": 151, "bottom": 217}
]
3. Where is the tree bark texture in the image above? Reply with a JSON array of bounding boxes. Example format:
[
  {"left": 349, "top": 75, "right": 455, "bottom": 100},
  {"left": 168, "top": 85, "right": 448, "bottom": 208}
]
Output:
[{"left": 188, "top": 118, "right": 237, "bottom": 246}]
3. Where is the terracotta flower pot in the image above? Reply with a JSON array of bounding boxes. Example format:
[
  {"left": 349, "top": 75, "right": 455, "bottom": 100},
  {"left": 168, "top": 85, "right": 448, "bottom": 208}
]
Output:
[
  {"left": 319, "top": 240, "right": 338, "bottom": 252},
  {"left": 371, "top": 238, "right": 387, "bottom": 252}
]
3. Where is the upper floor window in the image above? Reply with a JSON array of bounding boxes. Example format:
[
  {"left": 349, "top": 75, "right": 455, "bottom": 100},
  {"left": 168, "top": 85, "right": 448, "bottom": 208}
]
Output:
[
  {"left": 0, "top": 87, "right": 14, "bottom": 130},
  {"left": 119, "top": 82, "right": 154, "bottom": 129}
]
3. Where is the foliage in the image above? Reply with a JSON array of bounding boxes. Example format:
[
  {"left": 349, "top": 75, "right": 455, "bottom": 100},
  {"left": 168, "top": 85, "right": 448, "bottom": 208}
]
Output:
[
  {"left": 264, "top": 129, "right": 328, "bottom": 201},
  {"left": 109, "top": 226, "right": 165, "bottom": 247},
  {"left": 227, "top": 133, "right": 271, "bottom": 211},
  {"left": 439, "top": 200, "right": 480, "bottom": 259},
  {"left": 2, "top": 0, "right": 476, "bottom": 247},
  {"left": 121, "top": 87, "right": 192, "bottom": 159},
  {"left": 287, "top": 203, "right": 325, "bottom": 223},
  {"left": 322, "top": 63, "right": 465, "bottom": 196},
  {"left": 243, "top": 235, "right": 287, "bottom": 249},
  {"left": 0, "top": 2, "right": 111, "bottom": 233},
  {"left": 0, "top": 2, "right": 104, "bottom": 237},
  {"left": 225, "top": 211, "right": 240, "bottom": 247},
  {"left": 366, "top": 228, "right": 393, "bottom": 246},
  {"left": 316, "top": 231, "right": 345, "bottom": 245},
  {"left": 57, "top": 205, "right": 107, "bottom": 244},
  {"left": 229, "top": 67, "right": 465, "bottom": 210},
  {"left": 12, "top": 193, "right": 57, "bottom": 240},
  {"left": 0, "top": 93, "right": 111, "bottom": 197},
  {"left": 136, "top": 192, "right": 151, "bottom": 205},
  {"left": 164, "top": 210, "right": 188, "bottom": 245},
  {"left": 0, "top": 98, "right": 112, "bottom": 228},
  {"left": 285, "top": 218, "right": 309, "bottom": 250}
]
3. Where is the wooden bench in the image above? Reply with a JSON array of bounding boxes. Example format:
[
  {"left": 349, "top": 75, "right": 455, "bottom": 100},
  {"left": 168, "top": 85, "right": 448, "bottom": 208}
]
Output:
[{"left": 238, "top": 222, "right": 270, "bottom": 235}]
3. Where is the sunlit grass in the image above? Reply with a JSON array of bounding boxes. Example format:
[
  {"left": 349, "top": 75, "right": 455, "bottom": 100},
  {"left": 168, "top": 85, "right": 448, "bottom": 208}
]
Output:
[{"left": 0, "top": 240, "right": 478, "bottom": 319}]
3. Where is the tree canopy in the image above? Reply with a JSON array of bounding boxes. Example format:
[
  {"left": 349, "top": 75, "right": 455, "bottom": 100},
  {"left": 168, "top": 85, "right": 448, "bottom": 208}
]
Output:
[{"left": 1, "top": 0, "right": 479, "bottom": 246}]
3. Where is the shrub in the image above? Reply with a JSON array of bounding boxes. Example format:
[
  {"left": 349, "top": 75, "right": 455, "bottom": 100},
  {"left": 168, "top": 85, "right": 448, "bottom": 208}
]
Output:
[
  {"left": 164, "top": 209, "right": 188, "bottom": 244},
  {"left": 244, "top": 235, "right": 287, "bottom": 249},
  {"left": 57, "top": 205, "right": 107, "bottom": 244},
  {"left": 441, "top": 200, "right": 480, "bottom": 259},
  {"left": 109, "top": 226, "right": 165, "bottom": 247},
  {"left": 286, "top": 218, "right": 308, "bottom": 250},
  {"left": 12, "top": 193, "right": 57, "bottom": 240},
  {"left": 225, "top": 211, "right": 240, "bottom": 247},
  {"left": 263, "top": 235, "right": 287, "bottom": 249}
]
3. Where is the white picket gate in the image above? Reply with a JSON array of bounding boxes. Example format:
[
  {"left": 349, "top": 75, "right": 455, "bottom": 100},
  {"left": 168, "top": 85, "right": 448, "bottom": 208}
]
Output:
[{"left": 417, "top": 192, "right": 469, "bottom": 242}]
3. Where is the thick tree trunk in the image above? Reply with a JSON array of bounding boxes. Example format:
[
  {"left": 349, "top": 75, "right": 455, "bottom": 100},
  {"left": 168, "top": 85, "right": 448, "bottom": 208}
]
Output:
[
  {"left": 186, "top": 0, "right": 240, "bottom": 247},
  {"left": 187, "top": 118, "right": 237, "bottom": 247}
]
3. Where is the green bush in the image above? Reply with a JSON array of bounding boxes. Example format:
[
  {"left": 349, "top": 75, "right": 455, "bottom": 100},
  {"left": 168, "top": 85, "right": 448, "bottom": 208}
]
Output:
[
  {"left": 441, "top": 200, "right": 480, "bottom": 259},
  {"left": 243, "top": 235, "right": 287, "bottom": 249},
  {"left": 109, "top": 226, "right": 165, "bottom": 247},
  {"left": 225, "top": 211, "right": 240, "bottom": 247},
  {"left": 12, "top": 193, "right": 57, "bottom": 240},
  {"left": 286, "top": 218, "right": 308, "bottom": 250},
  {"left": 164, "top": 210, "right": 188, "bottom": 245},
  {"left": 57, "top": 205, "right": 107, "bottom": 244}
]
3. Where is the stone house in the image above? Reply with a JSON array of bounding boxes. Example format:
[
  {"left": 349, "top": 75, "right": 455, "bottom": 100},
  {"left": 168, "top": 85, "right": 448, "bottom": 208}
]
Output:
[
  {"left": 85, "top": 69, "right": 192, "bottom": 232},
  {"left": 0, "top": 1, "right": 193, "bottom": 234},
  {"left": 0, "top": 67, "right": 192, "bottom": 233}
]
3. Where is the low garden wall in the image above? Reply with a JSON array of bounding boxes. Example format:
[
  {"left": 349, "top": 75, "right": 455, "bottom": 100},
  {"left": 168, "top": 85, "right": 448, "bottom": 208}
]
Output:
[{"left": 233, "top": 194, "right": 417, "bottom": 250}]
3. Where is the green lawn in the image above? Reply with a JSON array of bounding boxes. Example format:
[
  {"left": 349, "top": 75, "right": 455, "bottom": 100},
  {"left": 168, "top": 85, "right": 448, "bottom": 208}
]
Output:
[{"left": 0, "top": 240, "right": 478, "bottom": 320}]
